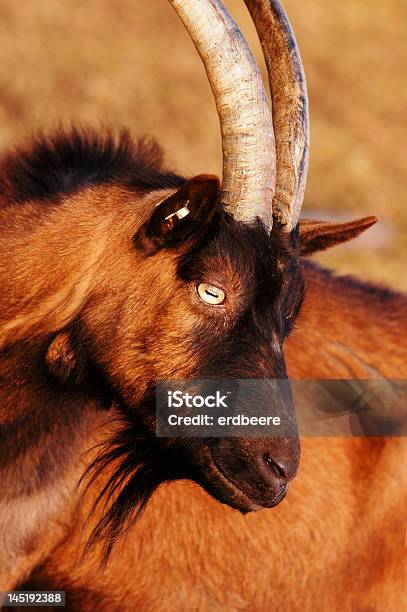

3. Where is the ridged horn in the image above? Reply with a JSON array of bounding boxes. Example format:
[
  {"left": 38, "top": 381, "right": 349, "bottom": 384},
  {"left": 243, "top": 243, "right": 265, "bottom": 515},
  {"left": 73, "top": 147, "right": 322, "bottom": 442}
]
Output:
[
  {"left": 169, "top": 0, "right": 276, "bottom": 229},
  {"left": 244, "top": 0, "right": 310, "bottom": 230}
]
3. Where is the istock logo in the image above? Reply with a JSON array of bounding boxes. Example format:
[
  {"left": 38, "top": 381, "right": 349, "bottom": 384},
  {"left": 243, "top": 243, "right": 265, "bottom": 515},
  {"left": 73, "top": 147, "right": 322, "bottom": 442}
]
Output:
[{"left": 167, "top": 390, "right": 230, "bottom": 409}]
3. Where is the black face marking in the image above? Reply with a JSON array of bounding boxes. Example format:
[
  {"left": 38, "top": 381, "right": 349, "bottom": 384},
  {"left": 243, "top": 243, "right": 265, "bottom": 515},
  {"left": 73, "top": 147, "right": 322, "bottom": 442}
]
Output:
[{"left": 178, "top": 215, "right": 305, "bottom": 378}]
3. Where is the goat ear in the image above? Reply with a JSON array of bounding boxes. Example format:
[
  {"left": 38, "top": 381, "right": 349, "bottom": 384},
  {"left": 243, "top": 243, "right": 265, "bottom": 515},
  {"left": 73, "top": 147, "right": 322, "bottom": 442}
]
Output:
[
  {"left": 134, "top": 174, "right": 221, "bottom": 253},
  {"left": 298, "top": 216, "right": 377, "bottom": 256}
]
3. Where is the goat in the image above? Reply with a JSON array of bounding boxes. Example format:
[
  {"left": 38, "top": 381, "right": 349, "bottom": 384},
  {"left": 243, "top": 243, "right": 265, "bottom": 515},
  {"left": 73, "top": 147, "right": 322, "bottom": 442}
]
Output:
[{"left": 0, "top": 0, "right": 406, "bottom": 608}]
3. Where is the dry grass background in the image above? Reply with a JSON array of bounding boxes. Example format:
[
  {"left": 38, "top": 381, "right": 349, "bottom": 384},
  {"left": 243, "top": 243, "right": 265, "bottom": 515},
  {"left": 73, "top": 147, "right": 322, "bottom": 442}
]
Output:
[{"left": 0, "top": 0, "right": 405, "bottom": 288}]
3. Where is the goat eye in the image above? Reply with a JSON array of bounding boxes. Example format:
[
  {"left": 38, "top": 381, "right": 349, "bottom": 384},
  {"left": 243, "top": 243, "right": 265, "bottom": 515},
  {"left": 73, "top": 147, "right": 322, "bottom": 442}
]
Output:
[{"left": 196, "top": 283, "right": 225, "bottom": 305}]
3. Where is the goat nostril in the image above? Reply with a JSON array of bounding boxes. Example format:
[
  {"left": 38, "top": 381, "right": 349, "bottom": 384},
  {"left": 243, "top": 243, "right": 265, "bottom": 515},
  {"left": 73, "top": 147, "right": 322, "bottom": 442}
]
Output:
[{"left": 264, "top": 454, "right": 286, "bottom": 480}]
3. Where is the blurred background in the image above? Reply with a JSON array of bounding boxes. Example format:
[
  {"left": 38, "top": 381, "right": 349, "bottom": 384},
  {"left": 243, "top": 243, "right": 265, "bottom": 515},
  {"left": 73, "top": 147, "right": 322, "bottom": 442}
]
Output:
[{"left": 0, "top": 0, "right": 405, "bottom": 287}]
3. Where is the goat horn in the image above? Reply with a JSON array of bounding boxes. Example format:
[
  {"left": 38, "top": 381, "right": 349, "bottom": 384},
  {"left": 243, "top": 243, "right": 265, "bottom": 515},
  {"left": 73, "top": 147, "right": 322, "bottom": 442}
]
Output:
[
  {"left": 169, "top": 0, "right": 276, "bottom": 229},
  {"left": 244, "top": 0, "right": 310, "bottom": 230}
]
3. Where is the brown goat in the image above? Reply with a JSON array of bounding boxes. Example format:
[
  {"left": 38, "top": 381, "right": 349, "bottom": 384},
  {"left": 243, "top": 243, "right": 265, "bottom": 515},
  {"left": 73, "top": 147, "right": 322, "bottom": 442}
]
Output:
[{"left": 1, "top": 0, "right": 406, "bottom": 607}]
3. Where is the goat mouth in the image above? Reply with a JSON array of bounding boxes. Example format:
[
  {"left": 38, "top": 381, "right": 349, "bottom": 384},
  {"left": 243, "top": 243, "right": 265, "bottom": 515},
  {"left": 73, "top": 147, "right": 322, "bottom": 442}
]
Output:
[{"left": 203, "top": 452, "right": 288, "bottom": 513}]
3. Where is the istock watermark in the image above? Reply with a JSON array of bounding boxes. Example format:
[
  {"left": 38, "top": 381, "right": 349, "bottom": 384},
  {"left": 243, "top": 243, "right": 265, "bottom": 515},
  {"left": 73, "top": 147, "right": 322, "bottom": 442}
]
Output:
[
  {"left": 155, "top": 379, "right": 407, "bottom": 438},
  {"left": 156, "top": 379, "right": 297, "bottom": 438},
  {"left": 167, "top": 390, "right": 231, "bottom": 409}
]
